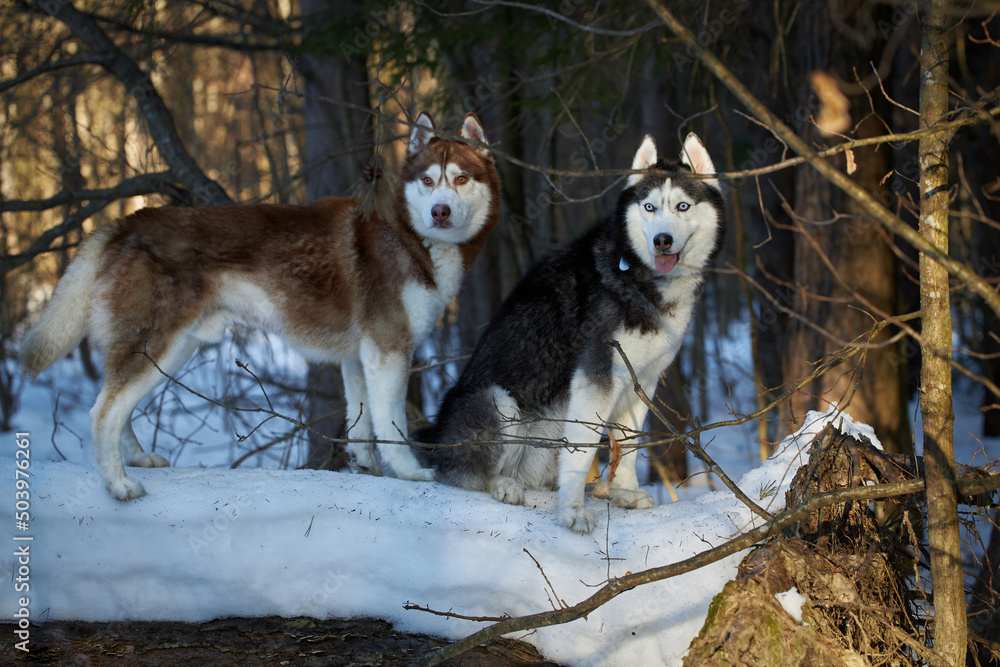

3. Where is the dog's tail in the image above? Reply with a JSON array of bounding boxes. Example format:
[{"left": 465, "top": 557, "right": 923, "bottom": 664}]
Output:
[
  {"left": 19, "top": 226, "right": 113, "bottom": 376},
  {"left": 412, "top": 385, "right": 519, "bottom": 491}
]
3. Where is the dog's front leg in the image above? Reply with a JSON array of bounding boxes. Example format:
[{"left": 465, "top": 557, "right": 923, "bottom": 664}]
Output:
[
  {"left": 359, "top": 338, "right": 435, "bottom": 482},
  {"left": 600, "top": 393, "right": 655, "bottom": 510},
  {"left": 556, "top": 372, "right": 622, "bottom": 533},
  {"left": 556, "top": 436, "right": 600, "bottom": 533},
  {"left": 342, "top": 359, "right": 380, "bottom": 476}
]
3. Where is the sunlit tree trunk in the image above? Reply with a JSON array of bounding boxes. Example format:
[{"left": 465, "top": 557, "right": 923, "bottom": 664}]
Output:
[{"left": 918, "top": 0, "right": 964, "bottom": 662}]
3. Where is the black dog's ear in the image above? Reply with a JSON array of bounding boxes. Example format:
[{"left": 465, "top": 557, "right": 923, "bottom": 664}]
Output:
[
  {"left": 680, "top": 133, "right": 718, "bottom": 189},
  {"left": 629, "top": 134, "right": 657, "bottom": 187}
]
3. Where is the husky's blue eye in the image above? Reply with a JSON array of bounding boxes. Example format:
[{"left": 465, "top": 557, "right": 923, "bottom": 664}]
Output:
[
  {"left": 643, "top": 203, "right": 656, "bottom": 213},
  {"left": 677, "top": 202, "right": 690, "bottom": 212}
]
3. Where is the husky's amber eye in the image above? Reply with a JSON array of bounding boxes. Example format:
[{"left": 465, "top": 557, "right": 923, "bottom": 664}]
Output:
[
  {"left": 677, "top": 201, "right": 690, "bottom": 212},
  {"left": 455, "top": 175, "right": 469, "bottom": 186},
  {"left": 422, "top": 176, "right": 434, "bottom": 186},
  {"left": 643, "top": 203, "right": 656, "bottom": 213}
]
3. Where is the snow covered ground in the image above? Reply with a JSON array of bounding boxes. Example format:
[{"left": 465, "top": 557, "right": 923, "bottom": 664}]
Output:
[
  {"left": 3, "top": 331, "right": 996, "bottom": 665},
  {"left": 3, "top": 405, "right": 858, "bottom": 666}
]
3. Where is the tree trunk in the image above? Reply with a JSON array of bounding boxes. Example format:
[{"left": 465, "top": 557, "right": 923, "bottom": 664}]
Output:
[
  {"left": 298, "top": 1, "right": 372, "bottom": 470},
  {"left": 918, "top": 0, "right": 964, "bottom": 663},
  {"left": 782, "top": 1, "right": 910, "bottom": 455}
]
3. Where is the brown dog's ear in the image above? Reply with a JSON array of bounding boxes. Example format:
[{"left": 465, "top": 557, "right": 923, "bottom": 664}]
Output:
[
  {"left": 459, "top": 112, "right": 490, "bottom": 157},
  {"left": 408, "top": 112, "right": 435, "bottom": 155}
]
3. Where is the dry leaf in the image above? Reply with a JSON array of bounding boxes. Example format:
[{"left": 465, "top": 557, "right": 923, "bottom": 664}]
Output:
[
  {"left": 607, "top": 430, "right": 623, "bottom": 486},
  {"left": 809, "top": 70, "right": 851, "bottom": 137},
  {"left": 845, "top": 148, "right": 857, "bottom": 175}
]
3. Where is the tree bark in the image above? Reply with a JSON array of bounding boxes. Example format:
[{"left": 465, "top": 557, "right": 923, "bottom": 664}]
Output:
[
  {"left": 776, "top": 2, "right": 910, "bottom": 455},
  {"left": 298, "top": 0, "right": 372, "bottom": 470},
  {"left": 918, "top": 0, "right": 964, "bottom": 663}
]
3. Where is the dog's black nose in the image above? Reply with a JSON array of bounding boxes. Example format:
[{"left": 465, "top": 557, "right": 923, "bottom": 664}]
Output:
[
  {"left": 432, "top": 204, "right": 451, "bottom": 223},
  {"left": 653, "top": 233, "right": 673, "bottom": 251}
]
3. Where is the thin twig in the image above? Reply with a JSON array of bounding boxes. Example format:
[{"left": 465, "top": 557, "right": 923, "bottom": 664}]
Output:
[{"left": 608, "top": 341, "right": 773, "bottom": 522}]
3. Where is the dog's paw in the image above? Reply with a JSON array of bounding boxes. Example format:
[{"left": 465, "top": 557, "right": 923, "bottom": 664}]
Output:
[
  {"left": 587, "top": 480, "right": 611, "bottom": 499},
  {"left": 348, "top": 446, "right": 383, "bottom": 476},
  {"left": 107, "top": 476, "right": 146, "bottom": 501},
  {"left": 490, "top": 477, "right": 524, "bottom": 505},
  {"left": 558, "top": 505, "right": 596, "bottom": 533},
  {"left": 397, "top": 467, "right": 436, "bottom": 482},
  {"left": 610, "top": 487, "right": 655, "bottom": 510},
  {"left": 349, "top": 459, "right": 382, "bottom": 476},
  {"left": 128, "top": 451, "right": 170, "bottom": 468}
]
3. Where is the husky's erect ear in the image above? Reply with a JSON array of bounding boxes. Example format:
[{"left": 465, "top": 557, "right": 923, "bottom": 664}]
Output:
[
  {"left": 629, "top": 134, "right": 658, "bottom": 187},
  {"left": 680, "top": 133, "right": 717, "bottom": 181},
  {"left": 408, "top": 112, "right": 436, "bottom": 155},
  {"left": 460, "top": 112, "right": 490, "bottom": 157}
]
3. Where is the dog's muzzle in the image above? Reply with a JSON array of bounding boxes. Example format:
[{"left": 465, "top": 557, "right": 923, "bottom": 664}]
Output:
[{"left": 653, "top": 234, "right": 679, "bottom": 273}]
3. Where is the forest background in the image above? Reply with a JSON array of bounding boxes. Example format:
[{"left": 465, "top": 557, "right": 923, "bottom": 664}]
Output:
[{"left": 2, "top": 1, "right": 1000, "bottom": 663}]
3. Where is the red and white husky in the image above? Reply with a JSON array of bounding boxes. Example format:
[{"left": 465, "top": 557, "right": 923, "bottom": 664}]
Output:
[{"left": 21, "top": 112, "right": 501, "bottom": 500}]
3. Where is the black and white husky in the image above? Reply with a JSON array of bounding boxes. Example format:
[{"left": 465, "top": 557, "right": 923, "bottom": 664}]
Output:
[{"left": 414, "top": 133, "right": 725, "bottom": 533}]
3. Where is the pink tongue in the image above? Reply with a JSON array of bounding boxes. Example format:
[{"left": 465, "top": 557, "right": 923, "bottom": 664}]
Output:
[{"left": 655, "top": 254, "right": 679, "bottom": 274}]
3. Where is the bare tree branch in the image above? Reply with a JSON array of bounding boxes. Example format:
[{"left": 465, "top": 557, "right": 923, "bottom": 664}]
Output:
[
  {"left": 93, "top": 12, "right": 289, "bottom": 51},
  {"left": 1, "top": 171, "right": 174, "bottom": 213},
  {"left": 0, "top": 172, "right": 180, "bottom": 274},
  {"left": 33, "top": 0, "right": 232, "bottom": 208},
  {"left": 0, "top": 53, "right": 112, "bottom": 93},
  {"left": 609, "top": 340, "right": 774, "bottom": 522},
  {"left": 469, "top": 0, "right": 661, "bottom": 37},
  {"left": 642, "top": 0, "right": 1000, "bottom": 321},
  {"left": 2, "top": 199, "right": 107, "bottom": 275}
]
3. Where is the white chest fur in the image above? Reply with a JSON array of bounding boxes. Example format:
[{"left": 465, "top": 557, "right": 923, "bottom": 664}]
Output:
[
  {"left": 612, "top": 275, "right": 702, "bottom": 382},
  {"left": 402, "top": 241, "right": 465, "bottom": 341}
]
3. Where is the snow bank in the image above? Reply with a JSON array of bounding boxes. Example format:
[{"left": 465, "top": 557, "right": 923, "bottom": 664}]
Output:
[{"left": 2, "top": 407, "right": 856, "bottom": 665}]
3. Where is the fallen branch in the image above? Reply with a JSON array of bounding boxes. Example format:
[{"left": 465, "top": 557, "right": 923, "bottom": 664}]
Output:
[{"left": 414, "top": 470, "right": 1000, "bottom": 666}]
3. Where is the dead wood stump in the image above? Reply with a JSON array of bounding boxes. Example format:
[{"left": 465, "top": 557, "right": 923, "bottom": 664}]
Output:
[{"left": 684, "top": 426, "right": 957, "bottom": 667}]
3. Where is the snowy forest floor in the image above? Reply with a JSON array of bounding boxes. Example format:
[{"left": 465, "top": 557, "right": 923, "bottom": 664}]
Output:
[{"left": 6, "top": 338, "right": 996, "bottom": 666}]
